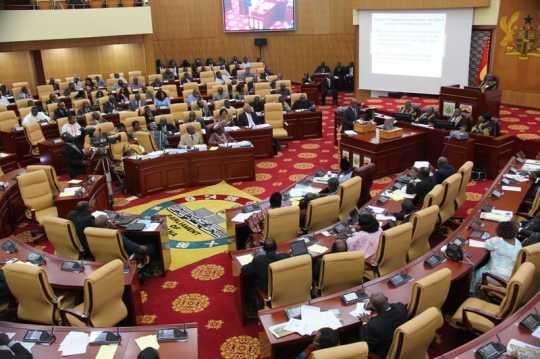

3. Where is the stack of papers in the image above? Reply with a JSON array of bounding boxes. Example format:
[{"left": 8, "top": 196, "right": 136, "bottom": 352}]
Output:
[
  {"left": 231, "top": 212, "right": 257, "bottom": 224},
  {"left": 468, "top": 239, "right": 486, "bottom": 248},
  {"left": 307, "top": 244, "right": 329, "bottom": 255},
  {"left": 480, "top": 209, "right": 513, "bottom": 222},
  {"left": 506, "top": 339, "right": 540, "bottom": 359},
  {"left": 367, "top": 206, "right": 385, "bottom": 214},
  {"left": 349, "top": 301, "right": 371, "bottom": 317},
  {"left": 501, "top": 185, "right": 522, "bottom": 192},
  {"left": 59, "top": 331, "right": 89, "bottom": 356},
  {"left": 91, "top": 210, "right": 108, "bottom": 218},
  {"left": 67, "top": 179, "right": 83, "bottom": 185},
  {"left": 253, "top": 123, "right": 272, "bottom": 129},
  {"left": 95, "top": 344, "right": 118, "bottom": 359},
  {"left": 279, "top": 305, "right": 342, "bottom": 336},
  {"left": 288, "top": 184, "right": 321, "bottom": 198},
  {"left": 135, "top": 335, "right": 160, "bottom": 351},
  {"left": 224, "top": 126, "right": 241, "bottom": 132},
  {"left": 375, "top": 214, "right": 396, "bottom": 222},
  {"left": 504, "top": 174, "right": 529, "bottom": 183},
  {"left": 344, "top": 130, "right": 357, "bottom": 137},
  {"left": 413, "top": 161, "right": 430, "bottom": 169}
]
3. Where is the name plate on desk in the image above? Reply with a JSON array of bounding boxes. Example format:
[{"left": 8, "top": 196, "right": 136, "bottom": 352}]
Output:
[
  {"left": 380, "top": 128, "right": 403, "bottom": 140},
  {"left": 354, "top": 121, "right": 376, "bottom": 133}
]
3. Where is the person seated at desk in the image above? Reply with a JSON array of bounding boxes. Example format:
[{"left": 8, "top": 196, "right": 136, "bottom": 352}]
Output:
[
  {"left": 129, "top": 93, "right": 146, "bottom": 112},
  {"left": 208, "top": 123, "right": 234, "bottom": 146},
  {"left": 15, "top": 86, "right": 31, "bottom": 100},
  {"left": 63, "top": 82, "right": 77, "bottom": 97},
  {"left": 186, "top": 89, "right": 201, "bottom": 106},
  {"left": 234, "top": 83, "right": 247, "bottom": 100},
  {"left": 279, "top": 95, "right": 291, "bottom": 112},
  {"left": 73, "top": 77, "right": 83, "bottom": 91},
  {"left": 399, "top": 101, "right": 417, "bottom": 118},
  {"left": 241, "top": 239, "right": 290, "bottom": 313},
  {"left": 102, "top": 97, "right": 117, "bottom": 114},
  {"left": 471, "top": 112, "right": 500, "bottom": 137},
  {"left": 215, "top": 71, "right": 230, "bottom": 85},
  {"left": 47, "top": 78, "right": 59, "bottom": 91},
  {"left": 185, "top": 110, "right": 207, "bottom": 130},
  {"left": 87, "top": 111, "right": 103, "bottom": 126},
  {"left": 141, "top": 105, "right": 155, "bottom": 124},
  {"left": 179, "top": 125, "right": 204, "bottom": 147},
  {"left": 67, "top": 201, "right": 94, "bottom": 259},
  {"left": 319, "top": 177, "right": 339, "bottom": 195},
  {"left": 342, "top": 98, "right": 361, "bottom": 131},
  {"left": 212, "top": 108, "right": 233, "bottom": 128},
  {"left": 480, "top": 73, "right": 498, "bottom": 92},
  {"left": 195, "top": 99, "right": 212, "bottom": 117},
  {"left": 154, "top": 90, "right": 170, "bottom": 109},
  {"left": 131, "top": 120, "right": 145, "bottom": 135},
  {"left": 61, "top": 114, "right": 82, "bottom": 139},
  {"left": 163, "top": 68, "right": 175, "bottom": 82},
  {"left": 252, "top": 96, "right": 265, "bottom": 113},
  {"left": 63, "top": 133, "right": 86, "bottom": 179},
  {"left": 314, "top": 61, "right": 331, "bottom": 74},
  {"left": 246, "top": 192, "right": 283, "bottom": 242},
  {"left": 296, "top": 328, "right": 340, "bottom": 359},
  {"left": 22, "top": 106, "right": 50, "bottom": 126},
  {"left": 0, "top": 332, "right": 33, "bottom": 359},
  {"left": 0, "top": 93, "right": 9, "bottom": 106},
  {"left": 346, "top": 213, "right": 383, "bottom": 260},
  {"left": 357, "top": 293, "right": 408, "bottom": 359},
  {"left": 149, "top": 77, "right": 162, "bottom": 88},
  {"left": 236, "top": 104, "right": 261, "bottom": 128},
  {"left": 277, "top": 83, "right": 290, "bottom": 97},
  {"left": 239, "top": 67, "right": 253, "bottom": 82},
  {"left": 471, "top": 221, "right": 522, "bottom": 294},
  {"left": 111, "top": 79, "right": 125, "bottom": 92},
  {"left": 415, "top": 106, "right": 438, "bottom": 124},
  {"left": 46, "top": 93, "right": 59, "bottom": 105},
  {"left": 448, "top": 108, "right": 470, "bottom": 131},
  {"left": 180, "top": 72, "right": 193, "bottom": 85},
  {"left": 292, "top": 94, "right": 314, "bottom": 111},
  {"left": 130, "top": 77, "right": 144, "bottom": 92},
  {"left": 84, "top": 77, "right": 95, "bottom": 92},
  {"left": 77, "top": 100, "right": 93, "bottom": 116},
  {"left": 94, "top": 76, "right": 106, "bottom": 88},
  {"left": 0, "top": 84, "right": 11, "bottom": 97},
  {"left": 149, "top": 121, "right": 169, "bottom": 150},
  {"left": 213, "top": 87, "right": 229, "bottom": 101},
  {"left": 406, "top": 167, "right": 435, "bottom": 206},
  {"left": 54, "top": 101, "right": 70, "bottom": 119},
  {"left": 337, "top": 157, "right": 353, "bottom": 183},
  {"left": 434, "top": 156, "right": 455, "bottom": 184},
  {"left": 391, "top": 198, "right": 416, "bottom": 225},
  {"left": 313, "top": 239, "right": 348, "bottom": 282}
]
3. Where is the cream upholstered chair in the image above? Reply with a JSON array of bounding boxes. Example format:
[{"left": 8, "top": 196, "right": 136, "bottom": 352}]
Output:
[
  {"left": 118, "top": 111, "right": 138, "bottom": 123},
  {"left": 244, "top": 95, "right": 257, "bottom": 105},
  {"left": 451, "top": 262, "right": 535, "bottom": 334},
  {"left": 0, "top": 104, "right": 8, "bottom": 112},
  {"left": 26, "top": 164, "right": 63, "bottom": 195},
  {"left": 254, "top": 82, "right": 271, "bottom": 91},
  {"left": 162, "top": 84, "right": 178, "bottom": 99},
  {"left": 148, "top": 74, "right": 163, "bottom": 83},
  {"left": 317, "top": 251, "right": 364, "bottom": 296},
  {"left": 267, "top": 254, "right": 312, "bottom": 308},
  {"left": 408, "top": 205, "right": 439, "bottom": 261},
  {"left": 109, "top": 132, "right": 132, "bottom": 161},
  {"left": 199, "top": 71, "right": 215, "bottom": 84},
  {"left": 338, "top": 176, "right": 362, "bottom": 221},
  {"left": 18, "top": 106, "right": 33, "bottom": 120},
  {"left": 291, "top": 93, "right": 308, "bottom": 106},
  {"left": 438, "top": 173, "right": 462, "bottom": 224},
  {"left": 128, "top": 70, "right": 142, "bottom": 77},
  {"left": 311, "top": 342, "right": 368, "bottom": 359},
  {"left": 264, "top": 94, "right": 280, "bottom": 103},
  {"left": 56, "top": 116, "right": 68, "bottom": 134},
  {"left": 134, "top": 131, "right": 157, "bottom": 153},
  {"left": 265, "top": 103, "right": 288, "bottom": 140},
  {"left": 407, "top": 268, "right": 451, "bottom": 318},
  {"left": 213, "top": 99, "right": 226, "bottom": 110},
  {"left": 122, "top": 116, "right": 147, "bottom": 132},
  {"left": 155, "top": 114, "right": 175, "bottom": 128},
  {"left": 17, "top": 170, "right": 58, "bottom": 224},
  {"left": 0, "top": 111, "right": 19, "bottom": 132},
  {"left": 94, "top": 121, "right": 115, "bottom": 135},
  {"left": 386, "top": 307, "right": 443, "bottom": 359},
  {"left": 16, "top": 99, "right": 34, "bottom": 109},
  {"left": 84, "top": 227, "right": 129, "bottom": 263},
  {"left": 62, "top": 259, "right": 128, "bottom": 327},
  {"left": 365, "top": 222, "right": 412, "bottom": 279},
  {"left": 421, "top": 184, "right": 444, "bottom": 209},
  {"left": 305, "top": 195, "right": 340, "bottom": 232},
  {"left": 13, "top": 81, "right": 29, "bottom": 88},
  {"left": 182, "top": 82, "right": 199, "bottom": 92},
  {"left": 42, "top": 217, "right": 84, "bottom": 259},
  {"left": 455, "top": 161, "right": 474, "bottom": 209},
  {"left": 170, "top": 103, "right": 188, "bottom": 114},
  {"left": 263, "top": 206, "right": 300, "bottom": 244},
  {"left": 3, "top": 262, "right": 64, "bottom": 324},
  {"left": 37, "top": 84, "right": 54, "bottom": 98},
  {"left": 179, "top": 121, "right": 203, "bottom": 135}
]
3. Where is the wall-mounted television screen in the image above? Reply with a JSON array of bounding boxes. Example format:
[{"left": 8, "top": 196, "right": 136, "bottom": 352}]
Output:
[{"left": 223, "top": 0, "right": 295, "bottom": 32}]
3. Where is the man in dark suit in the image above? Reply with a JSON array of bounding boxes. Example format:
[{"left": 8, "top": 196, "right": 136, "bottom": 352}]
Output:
[
  {"left": 314, "top": 61, "right": 331, "bottom": 74},
  {"left": 342, "top": 98, "right": 361, "bottom": 131},
  {"left": 67, "top": 201, "right": 94, "bottom": 259},
  {"left": 434, "top": 156, "right": 455, "bottom": 184},
  {"left": 241, "top": 239, "right": 289, "bottom": 314},
  {"left": 320, "top": 75, "right": 338, "bottom": 105},
  {"left": 63, "top": 134, "right": 86, "bottom": 179},
  {"left": 236, "top": 104, "right": 261, "bottom": 128},
  {"left": 358, "top": 293, "right": 408, "bottom": 358},
  {"left": 292, "top": 94, "right": 314, "bottom": 111},
  {"left": 54, "top": 101, "right": 70, "bottom": 120},
  {"left": 128, "top": 93, "right": 146, "bottom": 112},
  {"left": 406, "top": 167, "right": 435, "bottom": 206},
  {"left": 0, "top": 333, "right": 33, "bottom": 359}
]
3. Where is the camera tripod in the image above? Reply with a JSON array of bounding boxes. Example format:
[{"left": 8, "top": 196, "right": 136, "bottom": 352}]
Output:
[{"left": 92, "top": 153, "right": 116, "bottom": 208}]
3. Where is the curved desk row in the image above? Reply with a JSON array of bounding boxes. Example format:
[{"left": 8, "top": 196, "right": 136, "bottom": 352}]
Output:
[
  {"left": 244, "top": 157, "right": 532, "bottom": 357},
  {"left": 0, "top": 321, "right": 198, "bottom": 359}
]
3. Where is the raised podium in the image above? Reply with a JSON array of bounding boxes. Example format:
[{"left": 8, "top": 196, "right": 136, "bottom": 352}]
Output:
[{"left": 439, "top": 86, "right": 501, "bottom": 119}]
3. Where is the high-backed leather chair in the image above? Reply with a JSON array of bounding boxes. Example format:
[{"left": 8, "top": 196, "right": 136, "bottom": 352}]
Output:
[
  {"left": 147, "top": 74, "right": 163, "bottom": 83},
  {"left": 353, "top": 163, "right": 376, "bottom": 207},
  {"left": 264, "top": 103, "right": 288, "bottom": 140},
  {"left": 305, "top": 195, "right": 340, "bottom": 232},
  {"left": 386, "top": 307, "right": 443, "bottom": 359},
  {"left": 42, "top": 216, "right": 84, "bottom": 260},
  {"left": 264, "top": 94, "right": 279, "bottom": 102},
  {"left": 263, "top": 206, "right": 300, "bottom": 243},
  {"left": 122, "top": 116, "right": 147, "bottom": 132},
  {"left": 318, "top": 251, "right": 364, "bottom": 296},
  {"left": 23, "top": 121, "right": 46, "bottom": 154},
  {"left": 438, "top": 173, "right": 462, "bottom": 223},
  {"left": 62, "top": 259, "right": 127, "bottom": 327},
  {"left": 244, "top": 95, "right": 257, "bottom": 105},
  {"left": 179, "top": 121, "right": 203, "bottom": 135},
  {"left": 0, "top": 111, "right": 19, "bottom": 132},
  {"left": 407, "top": 268, "right": 451, "bottom": 318},
  {"left": 455, "top": 161, "right": 474, "bottom": 209},
  {"left": 17, "top": 170, "right": 58, "bottom": 224},
  {"left": 290, "top": 93, "right": 308, "bottom": 107},
  {"left": 37, "top": 84, "right": 54, "bottom": 98},
  {"left": 162, "top": 84, "right": 178, "bottom": 99},
  {"left": 451, "top": 262, "right": 535, "bottom": 334},
  {"left": 267, "top": 255, "right": 312, "bottom": 308},
  {"left": 310, "top": 342, "right": 368, "bottom": 359},
  {"left": 408, "top": 205, "right": 439, "bottom": 261},
  {"left": 170, "top": 103, "right": 188, "bottom": 114},
  {"left": 366, "top": 222, "right": 412, "bottom": 279},
  {"left": 338, "top": 176, "right": 362, "bottom": 221},
  {"left": 118, "top": 111, "right": 138, "bottom": 123},
  {"left": 199, "top": 71, "right": 215, "bottom": 84},
  {"left": 19, "top": 107, "right": 33, "bottom": 119},
  {"left": 3, "top": 262, "right": 64, "bottom": 324},
  {"left": 26, "top": 164, "right": 63, "bottom": 195},
  {"left": 422, "top": 184, "right": 444, "bottom": 209},
  {"left": 84, "top": 227, "right": 129, "bottom": 263},
  {"left": 182, "top": 82, "right": 199, "bottom": 92},
  {"left": 95, "top": 121, "right": 115, "bottom": 135},
  {"left": 134, "top": 131, "right": 157, "bottom": 153},
  {"left": 276, "top": 80, "right": 292, "bottom": 91},
  {"left": 254, "top": 82, "right": 271, "bottom": 91}
]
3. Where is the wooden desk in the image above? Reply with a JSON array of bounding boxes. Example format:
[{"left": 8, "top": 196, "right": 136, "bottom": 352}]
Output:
[
  {"left": 284, "top": 111, "right": 323, "bottom": 140},
  {"left": 436, "top": 293, "right": 540, "bottom": 359},
  {"left": 0, "top": 237, "right": 141, "bottom": 324},
  {"left": 256, "top": 157, "right": 531, "bottom": 358},
  {"left": 0, "top": 124, "right": 60, "bottom": 166},
  {"left": 299, "top": 82, "right": 321, "bottom": 105},
  {"left": 0, "top": 321, "right": 198, "bottom": 359},
  {"left": 0, "top": 153, "right": 18, "bottom": 173},
  {"left": 340, "top": 128, "right": 426, "bottom": 178},
  {"left": 54, "top": 175, "right": 110, "bottom": 218},
  {"left": 38, "top": 138, "right": 66, "bottom": 174},
  {"left": 123, "top": 147, "right": 255, "bottom": 197}
]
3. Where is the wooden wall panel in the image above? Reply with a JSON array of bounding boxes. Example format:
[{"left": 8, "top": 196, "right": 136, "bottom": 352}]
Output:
[
  {"left": 150, "top": 0, "right": 356, "bottom": 81},
  {"left": 492, "top": 0, "right": 540, "bottom": 108},
  {"left": 0, "top": 51, "right": 36, "bottom": 90},
  {"left": 351, "top": 0, "right": 490, "bottom": 9}
]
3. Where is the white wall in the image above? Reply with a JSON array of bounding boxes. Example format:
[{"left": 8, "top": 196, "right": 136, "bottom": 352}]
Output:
[
  {"left": 0, "top": 7, "right": 153, "bottom": 43},
  {"left": 473, "top": 0, "right": 501, "bottom": 26}
]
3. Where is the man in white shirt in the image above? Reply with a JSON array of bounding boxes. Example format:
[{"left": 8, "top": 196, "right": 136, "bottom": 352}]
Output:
[
  {"left": 0, "top": 94, "right": 9, "bottom": 106},
  {"left": 22, "top": 107, "right": 50, "bottom": 127},
  {"left": 61, "top": 115, "right": 82, "bottom": 139},
  {"left": 236, "top": 104, "right": 259, "bottom": 128}
]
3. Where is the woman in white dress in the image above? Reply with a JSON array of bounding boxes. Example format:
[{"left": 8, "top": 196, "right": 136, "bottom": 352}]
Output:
[{"left": 471, "top": 221, "right": 522, "bottom": 294}]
